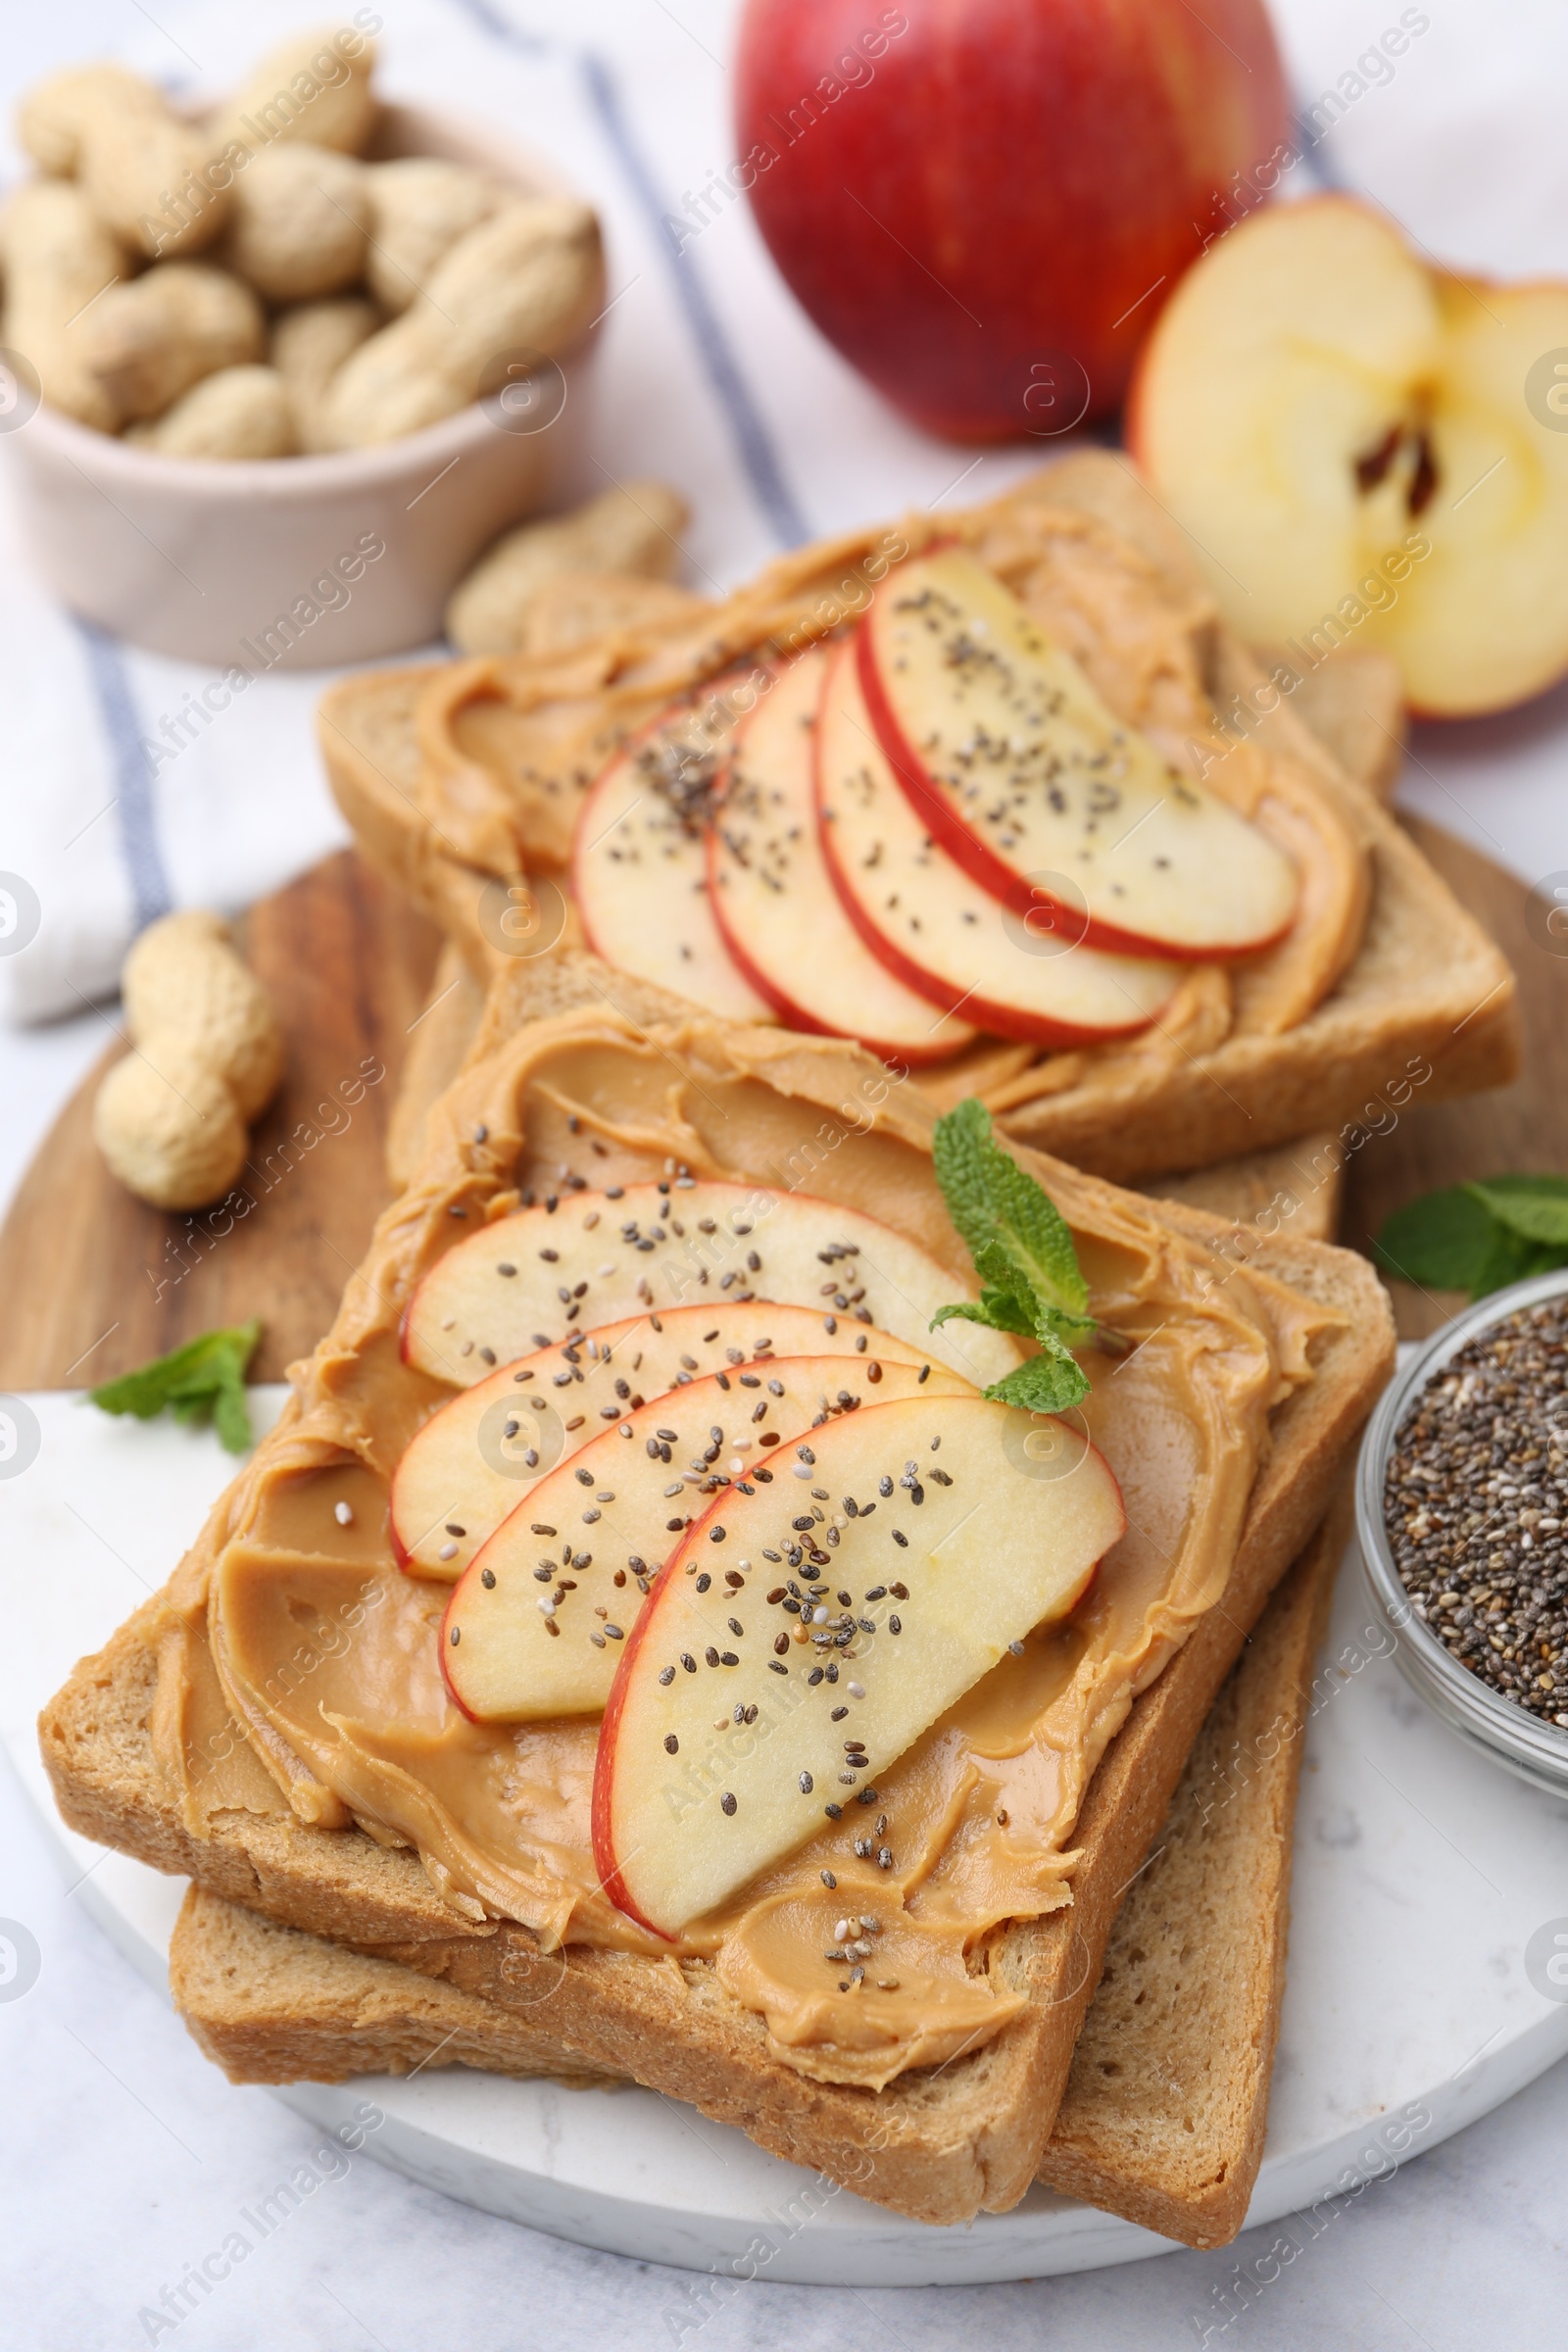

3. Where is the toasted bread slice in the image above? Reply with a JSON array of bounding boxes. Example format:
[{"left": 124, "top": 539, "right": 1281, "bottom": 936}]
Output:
[
  {"left": 1262, "top": 649, "right": 1405, "bottom": 804},
  {"left": 380, "top": 610, "right": 1400, "bottom": 1221},
  {"left": 385, "top": 942, "right": 487, "bottom": 1192},
  {"left": 1037, "top": 1484, "right": 1345, "bottom": 2244},
  {"left": 169, "top": 1884, "right": 624, "bottom": 2091},
  {"left": 388, "top": 942, "right": 1342, "bottom": 1239},
  {"left": 165, "top": 1488, "right": 1344, "bottom": 2250},
  {"left": 319, "top": 450, "right": 1514, "bottom": 1185},
  {"left": 40, "top": 1003, "right": 1394, "bottom": 2227},
  {"left": 1133, "top": 1135, "right": 1344, "bottom": 1242}
]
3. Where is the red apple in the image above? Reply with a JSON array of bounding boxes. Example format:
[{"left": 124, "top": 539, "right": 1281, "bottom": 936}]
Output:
[{"left": 732, "top": 0, "right": 1290, "bottom": 439}]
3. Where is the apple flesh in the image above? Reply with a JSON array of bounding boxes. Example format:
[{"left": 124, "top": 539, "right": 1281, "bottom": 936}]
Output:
[
  {"left": 594, "top": 1393, "right": 1124, "bottom": 1935},
  {"left": 733, "top": 0, "right": 1289, "bottom": 439},
  {"left": 401, "top": 1179, "right": 1023, "bottom": 1391},
  {"left": 391, "top": 1299, "right": 940, "bottom": 1581},
  {"left": 861, "top": 549, "right": 1298, "bottom": 957},
  {"left": 1128, "top": 194, "right": 1568, "bottom": 717},
  {"left": 816, "top": 635, "right": 1181, "bottom": 1045},
  {"left": 441, "top": 1351, "right": 973, "bottom": 1721},
  {"left": 572, "top": 681, "right": 775, "bottom": 1023},
  {"left": 708, "top": 643, "right": 976, "bottom": 1062}
]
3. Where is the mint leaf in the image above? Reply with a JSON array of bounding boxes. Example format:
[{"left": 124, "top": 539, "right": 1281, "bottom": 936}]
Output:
[
  {"left": 1469, "top": 1220, "right": 1560, "bottom": 1299},
  {"left": 981, "top": 1336, "right": 1089, "bottom": 1416},
  {"left": 1373, "top": 1188, "right": 1498, "bottom": 1294},
  {"left": 931, "top": 1095, "right": 1007, "bottom": 1266},
  {"left": 1374, "top": 1180, "right": 1568, "bottom": 1302},
  {"left": 929, "top": 1099, "right": 1092, "bottom": 1412},
  {"left": 211, "top": 1378, "right": 257, "bottom": 1455},
  {"left": 932, "top": 1294, "right": 1038, "bottom": 1339},
  {"left": 932, "top": 1099, "right": 1092, "bottom": 1334},
  {"left": 90, "top": 1320, "right": 262, "bottom": 1454},
  {"left": 931, "top": 1238, "right": 1038, "bottom": 1337},
  {"left": 1466, "top": 1176, "right": 1568, "bottom": 1248}
]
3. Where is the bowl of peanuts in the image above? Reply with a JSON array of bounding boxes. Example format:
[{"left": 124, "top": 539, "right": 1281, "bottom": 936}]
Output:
[{"left": 0, "top": 25, "right": 608, "bottom": 666}]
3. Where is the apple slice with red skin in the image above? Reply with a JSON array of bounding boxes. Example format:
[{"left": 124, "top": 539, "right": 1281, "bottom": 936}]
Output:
[
  {"left": 401, "top": 1179, "right": 1023, "bottom": 1391},
  {"left": 707, "top": 644, "right": 976, "bottom": 1063},
  {"left": 593, "top": 1393, "right": 1125, "bottom": 1936},
  {"left": 391, "top": 1299, "right": 938, "bottom": 1582},
  {"left": 815, "top": 635, "right": 1181, "bottom": 1048},
  {"left": 572, "top": 676, "right": 776, "bottom": 1023},
  {"left": 440, "top": 1351, "right": 973, "bottom": 1721},
  {"left": 858, "top": 547, "right": 1298, "bottom": 959}
]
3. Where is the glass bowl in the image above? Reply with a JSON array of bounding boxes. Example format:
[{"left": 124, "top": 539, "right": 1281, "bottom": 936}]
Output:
[{"left": 1355, "top": 1266, "right": 1568, "bottom": 1804}]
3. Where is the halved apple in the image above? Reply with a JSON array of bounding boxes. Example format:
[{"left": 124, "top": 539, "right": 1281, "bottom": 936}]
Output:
[
  {"left": 816, "top": 637, "right": 1182, "bottom": 1046},
  {"left": 707, "top": 644, "right": 976, "bottom": 1063},
  {"left": 571, "top": 679, "right": 776, "bottom": 1022},
  {"left": 441, "top": 1351, "right": 973, "bottom": 1720},
  {"left": 859, "top": 548, "right": 1298, "bottom": 957},
  {"left": 593, "top": 1394, "right": 1124, "bottom": 1936},
  {"left": 402, "top": 1179, "right": 1023, "bottom": 1390},
  {"left": 391, "top": 1299, "right": 938, "bottom": 1581},
  {"left": 1128, "top": 195, "right": 1568, "bottom": 718}
]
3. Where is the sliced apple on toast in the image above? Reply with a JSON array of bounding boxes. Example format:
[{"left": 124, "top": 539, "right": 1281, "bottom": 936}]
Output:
[
  {"left": 391, "top": 1300, "right": 938, "bottom": 1581},
  {"left": 1127, "top": 193, "right": 1568, "bottom": 718},
  {"left": 858, "top": 547, "right": 1298, "bottom": 958},
  {"left": 592, "top": 1393, "right": 1124, "bottom": 1935},
  {"left": 441, "top": 1352, "right": 973, "bottom": 1720},
  {"left": 708, "top": 644, "right": 976, "bottom": 1062},
  {"left": 816, "top": 637, "right": 1182, "bottom": 1046},
  {"left": 402, "top": 1180, "right": 1022, "bottom": 1389},
  {"left": 571, "top": 681, "right": 776, "bottom": 1022}
]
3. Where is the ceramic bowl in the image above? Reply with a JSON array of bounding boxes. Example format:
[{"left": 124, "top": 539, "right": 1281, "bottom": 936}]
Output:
[{"left": 0, "top": 101, "right": 599, "bottom": 668}]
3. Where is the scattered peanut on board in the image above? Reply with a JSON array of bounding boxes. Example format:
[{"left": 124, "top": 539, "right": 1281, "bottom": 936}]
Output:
[{"left": 93, "top": 912, "right": 285, "bottom": 1210}]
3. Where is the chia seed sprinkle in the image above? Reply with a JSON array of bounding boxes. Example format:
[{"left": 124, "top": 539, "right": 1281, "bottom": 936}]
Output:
[{"left": 1384, "top": 1298, "right": 1568, "bottom": 1729}]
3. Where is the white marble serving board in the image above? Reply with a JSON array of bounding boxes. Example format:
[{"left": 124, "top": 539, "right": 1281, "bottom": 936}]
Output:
[{"left": 4, "top": 1385, "right": 1568, "bottom": 2286}]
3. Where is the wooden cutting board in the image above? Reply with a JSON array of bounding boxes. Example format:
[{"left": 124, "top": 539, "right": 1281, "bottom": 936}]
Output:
[{"left": 0, "top": 819, "right": 1560, "bottom": 1392}]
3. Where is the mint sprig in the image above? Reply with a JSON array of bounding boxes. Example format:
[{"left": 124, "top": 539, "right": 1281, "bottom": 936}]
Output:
[
  {"left": 89, "top": 1320, "right": 263, "bottom": 1454},
  {"left": 1374, "top": 1176, "right": 1568, "bottom": 1301},
  {"left": 930, "top": 1099, "right": 1093, "bottom": 1414}
]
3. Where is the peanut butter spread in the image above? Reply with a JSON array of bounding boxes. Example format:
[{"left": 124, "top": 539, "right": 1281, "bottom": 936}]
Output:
[{"left": 154, "top": 1011, "right": 1339, "bottom": 2088}]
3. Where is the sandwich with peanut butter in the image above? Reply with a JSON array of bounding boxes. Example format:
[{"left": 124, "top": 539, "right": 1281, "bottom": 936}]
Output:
[
  {"left": 320, "top": 446, "right": 1517, "bottom": 1185},
  {"left": 41, "top": 970, "right": 1394, "bottom": 2223},
  {"left": 164, "top": 1492, "right": 1347, "bottom": 2251}
]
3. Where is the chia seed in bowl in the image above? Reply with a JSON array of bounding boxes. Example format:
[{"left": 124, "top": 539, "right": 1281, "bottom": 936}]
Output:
[
  {"left": 1356, "top": 1268, "right": 1568, "bottom": 1802},
  {"left": 1384, "top": 1297, "right": 1568, "bottom": 1728}
]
